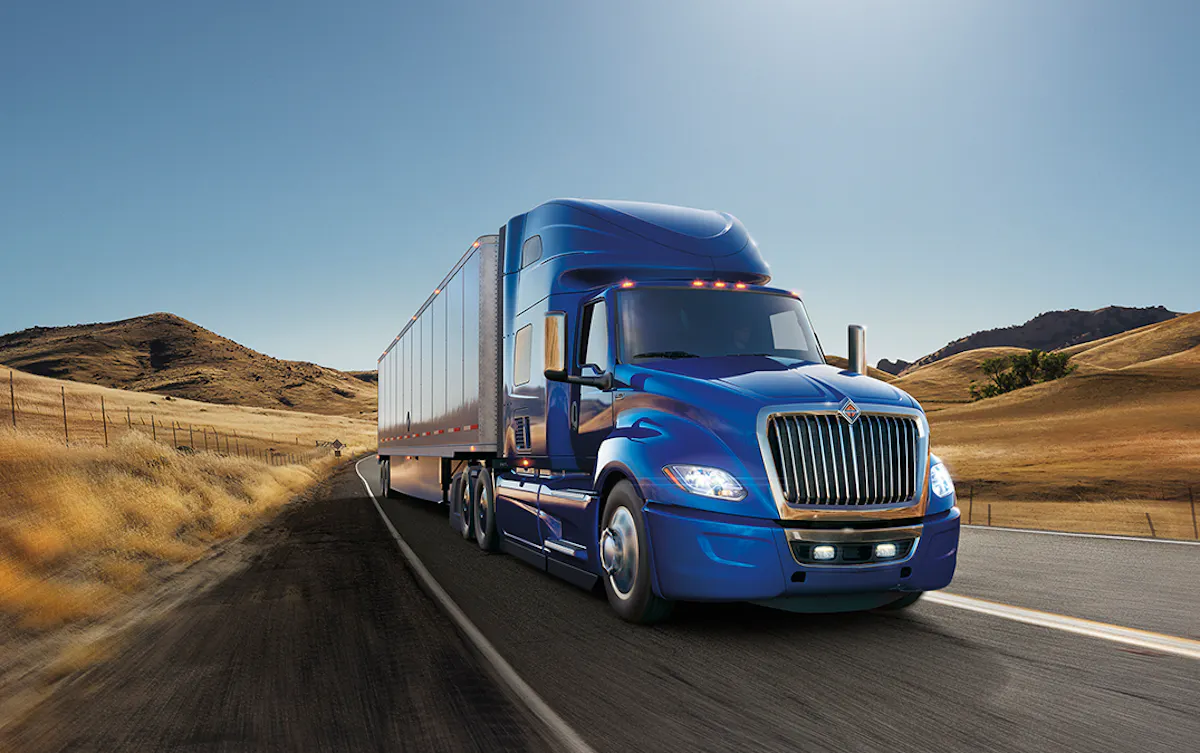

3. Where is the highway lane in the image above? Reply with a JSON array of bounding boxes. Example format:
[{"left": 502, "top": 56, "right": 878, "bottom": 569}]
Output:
[
  {"left": 366, "top": 465, "right": 1200, "bottom": 753},
  {"left": 953, "top": 527, "right": 1199, "bottom": 639}
]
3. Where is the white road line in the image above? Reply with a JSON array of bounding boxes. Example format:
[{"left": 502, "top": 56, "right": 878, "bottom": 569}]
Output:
[
  {"left": 962, "top": 524, "right": 1200, "bottom": 546},
  {"left": 925, "top": 592, "right": 1200, "bottom": 661},
  {"left": 354, "top": 458, "right": 597, "bottom": 753}
]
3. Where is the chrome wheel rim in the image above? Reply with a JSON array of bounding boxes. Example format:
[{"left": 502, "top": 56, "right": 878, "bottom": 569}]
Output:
[{"left": 600, "top": 506, "right": 638, "bottom": 599}]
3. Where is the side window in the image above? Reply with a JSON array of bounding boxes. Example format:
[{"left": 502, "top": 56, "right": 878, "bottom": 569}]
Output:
[
  {"left": 513, "top": 324, "right": 532, "bottom": 386},
  {"left": 521, "top": 235, "right": 542, "bottom": 269},
  {"left": 580, "top": 300, "right": 609, "bottom": 371}
]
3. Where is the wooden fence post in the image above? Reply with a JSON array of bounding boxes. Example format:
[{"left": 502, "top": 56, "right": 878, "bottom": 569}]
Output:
[
  {"left": 189, "top": 424, "right": 194, "bottom": 448},
  {"left": 8, "top": 370, "right": 14, "bottom": 428},
  {"left": 101, "top": 396, "right": 108, "bottom": 447},
  {"left": 152, "top": 416, "right": 157, "bottom": 442},
  {"left": 1190, "top": 486, "right": 1197, "bottom": 540},
  {"left": 127, "top": 406, "right": 131, "bottom": 428},
  {"left": 987, "top": 504, "right": 992, "bottom": 527},
  {"left": 967, "top": 485, "right": 974, "bottom": 525},
  {"left": 1145, "top": 512, "right": 1157, "bottom": 538},
  {"left": 203, "top": 427, "right": 208, "bottom": 452},
  {"left": 172, "top": 421, "right": 178, "bottom": 448},
  {"left": 61, "top": 386, "right": 69, "bottom": 446}
]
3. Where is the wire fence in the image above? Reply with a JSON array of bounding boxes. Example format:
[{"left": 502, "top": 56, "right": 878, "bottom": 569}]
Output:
[
  {"left": 959, "top": 483, "right": 1200, "bottom": 541},
  {"left": 4, "top": 369, "right": 341, "bottom": 466}
]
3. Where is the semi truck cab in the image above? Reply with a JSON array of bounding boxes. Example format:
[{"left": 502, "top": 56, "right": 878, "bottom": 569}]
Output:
[{"left": 377, "top": 199, "right": 960, "bottom": 623}]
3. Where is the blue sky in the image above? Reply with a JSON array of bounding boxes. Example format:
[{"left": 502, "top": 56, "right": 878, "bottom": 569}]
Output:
[{"left": 2, "top": 0, "right": 1197, "bottom": 370}]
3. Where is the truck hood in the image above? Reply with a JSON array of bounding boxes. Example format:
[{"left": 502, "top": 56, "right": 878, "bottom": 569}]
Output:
[{"left": 623, "top": 356, "right": 917, "bottom": 409}]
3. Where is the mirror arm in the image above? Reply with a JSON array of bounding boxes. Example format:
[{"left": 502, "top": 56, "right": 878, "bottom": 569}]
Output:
[{"left": 545, "top": 370, "right": 615, "bottom": 391}]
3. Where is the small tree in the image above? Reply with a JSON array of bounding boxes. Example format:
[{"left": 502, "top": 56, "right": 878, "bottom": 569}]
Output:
[{"left": 969, "top": 349, "right": 1076, "bottom": 401}]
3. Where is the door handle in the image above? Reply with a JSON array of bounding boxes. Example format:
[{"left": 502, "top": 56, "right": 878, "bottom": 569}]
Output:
[{"left": 570, "top": 401, "right": 579, "bottom": 430}]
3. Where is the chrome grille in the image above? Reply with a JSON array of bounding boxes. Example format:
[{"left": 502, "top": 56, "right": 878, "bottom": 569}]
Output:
[{"left": 767, "top": 413, "right": 920, "bottom": 506}]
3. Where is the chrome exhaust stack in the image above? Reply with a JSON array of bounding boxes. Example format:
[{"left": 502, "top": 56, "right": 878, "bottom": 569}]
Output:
[{"left": 848, "top": 325, "right": 866, "bottom": 375}]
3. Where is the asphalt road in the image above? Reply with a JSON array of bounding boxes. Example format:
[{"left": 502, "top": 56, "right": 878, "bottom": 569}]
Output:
[
  {"left": 367, "top": 463, "right": 1199, "bottom": 753},
  {"left": 7, "top": 461, "right": 1196, "bottom": 752}
]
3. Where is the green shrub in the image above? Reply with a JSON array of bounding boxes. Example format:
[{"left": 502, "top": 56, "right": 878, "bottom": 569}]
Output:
[{"left": 968, "top": 349, "right": 1076, "bottom": 400}]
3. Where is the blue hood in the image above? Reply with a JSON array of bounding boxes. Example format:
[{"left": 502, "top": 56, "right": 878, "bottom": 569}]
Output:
[{"left": 624, "top": 356, "right": 917, "bottom": 409}]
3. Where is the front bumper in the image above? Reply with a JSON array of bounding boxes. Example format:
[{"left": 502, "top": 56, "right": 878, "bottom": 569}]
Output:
[{"left": 644, "top": 503, "right": 960, "bottom": 602}]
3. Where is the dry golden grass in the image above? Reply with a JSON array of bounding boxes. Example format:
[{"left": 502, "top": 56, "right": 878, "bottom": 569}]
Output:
[
  {"left": 2, "top": 366, "right": 372, "bottom": 458},
  {"left": 0, "top": 369, "right": 375, "bottom": 632},
  {"left": 891, "top": 346, "right": 1027, "bottom": 409},
  {"left": 0, "top": 429, "right": 370, "bottom": 631},
  {"left": 885, "top": 313, "right": 1200, "bottom": 538}
]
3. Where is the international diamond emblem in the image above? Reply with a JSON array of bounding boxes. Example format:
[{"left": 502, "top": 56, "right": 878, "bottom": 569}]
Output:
[{"left": 838, "top": 398, "right": 861, "bottom": 424}]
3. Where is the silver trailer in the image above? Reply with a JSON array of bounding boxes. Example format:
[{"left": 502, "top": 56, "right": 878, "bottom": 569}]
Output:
[{"left": 377, "top": 235, "right": 503, "bottom": 501}]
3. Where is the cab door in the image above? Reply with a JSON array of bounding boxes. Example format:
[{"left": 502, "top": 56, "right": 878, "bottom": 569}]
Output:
[{"left": 571, "top": 297, "right": 614, "bottom": 469}]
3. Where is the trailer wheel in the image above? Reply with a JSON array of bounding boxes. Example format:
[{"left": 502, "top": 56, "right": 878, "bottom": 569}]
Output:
[
  {"left": 600, "top": 481, "right": 673, "bottom": 624},
  {"left": 450, "top": 472, "right": 473, "bottom": 539},
  {"left": 453, "top": 470, "right": 472, "bottom": 541},
  {"left": 473, "top": 469, "right": 499, "bottom": 552},
  {"left": 876, "top": 592, "right": 923, "bottom": 610},
  {"left": 381, "top": 459, "right": 398, "bottom": 499}
]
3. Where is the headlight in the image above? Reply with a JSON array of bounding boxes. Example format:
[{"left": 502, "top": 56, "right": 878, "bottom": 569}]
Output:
[
  {"left": 929, "top": 462, "right": 955, "bottom": 498},
  {"left": 663, "top": 465, "right": 747, "bottom": 501}
]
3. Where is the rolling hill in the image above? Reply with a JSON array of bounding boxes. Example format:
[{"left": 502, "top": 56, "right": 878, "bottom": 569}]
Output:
[
  {"left": 0, "top": 314, "right": 376, "bottom": 418},
  {"left": 919, "top": 311, "right": 1200, "bottom": 529},
  {"left": 903, "top": 305, "right": 1181, "bottom": 372}
]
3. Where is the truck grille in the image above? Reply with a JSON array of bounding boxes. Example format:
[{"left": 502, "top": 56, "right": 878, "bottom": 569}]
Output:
[{"left": 767, "top": 413, "right": 921, "bottom": 506}]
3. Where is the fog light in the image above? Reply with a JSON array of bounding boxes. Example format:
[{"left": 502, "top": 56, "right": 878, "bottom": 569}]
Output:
[
  {"left": 875, "top": 542, "right": 898, "bottom": 559},
  {"left": 812, "top": 545, "right": 836, "bottom": 561}
]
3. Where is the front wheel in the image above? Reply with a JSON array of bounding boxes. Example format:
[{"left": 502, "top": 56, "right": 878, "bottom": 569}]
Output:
[
  {"left": 876, "top": 592, "right": 923, "bottom": 611},
  {"left": 600, "top": 481, "right": 673, "bottom": 624}
]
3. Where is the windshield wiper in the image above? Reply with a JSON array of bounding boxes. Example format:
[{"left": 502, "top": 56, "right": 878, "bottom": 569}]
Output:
[
  {"left": 723, "top": 352, "right": 777, "bottom": 358},
  {"left": 631, "top": 351, "right": 700, "bottom": 360}
]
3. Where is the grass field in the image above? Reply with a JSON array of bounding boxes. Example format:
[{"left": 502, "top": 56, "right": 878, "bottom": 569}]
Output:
[{"left": 0, "top": 368, "right": 374, "bottom": 632}]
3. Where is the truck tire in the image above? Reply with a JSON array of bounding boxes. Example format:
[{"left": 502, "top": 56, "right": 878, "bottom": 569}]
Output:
[
  {"left": 450, "top": 472, "right": 473, "bottom": 539},
  {"left": 600, "top": 481, "right": 673, "bottom": 624},
  {"left": 453, "top": 467, "right": 472, "bottom": 537},
  {"left": 877, "top": 592, "right": 923, "bottom": 610},
  {"left": 381, "top": 459, "right": 398, "bottom": 499},
  {"left": 473, "top": 469, "right": 499, "bottom": 551}
]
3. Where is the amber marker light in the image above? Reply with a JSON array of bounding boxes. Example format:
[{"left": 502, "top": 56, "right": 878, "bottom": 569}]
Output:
[
  {"left": 714, "top": 281, "right": 727, "bottom": 288},
  {"left": 620, "top": 280, "right": 635, "bottom": 288},
  {"left": 692, "top": 279, "right": 705, "bottom": 287},
  {"left": 735, "top": 282, "right": 747, "bottom": 290},
  {"left": 434, "top": 288, "right": 441, "bottom": 294},
  {"left": 473, "top": 241, "right": 480, "bottom": 247}
]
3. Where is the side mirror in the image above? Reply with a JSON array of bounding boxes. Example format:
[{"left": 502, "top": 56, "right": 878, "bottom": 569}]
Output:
[
  {"left": 543, "top": 312, "right": 567, "bottom": 381},
  {"left": 544, "top": 311, "right": 616, "bottom": 390}
]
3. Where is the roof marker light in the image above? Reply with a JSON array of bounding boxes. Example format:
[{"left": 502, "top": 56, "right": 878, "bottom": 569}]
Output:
[
  {"left": 692, "top": 280, "right": 705, "bottom": 287},
  {"left": 620, "top": 280, "right": 635, "bottom": 288},
  {"left": 735, "top": 282, "right": 747, "bottom": 290},
  {"left": 714, "top": 281, "right": 727, "bottom": 288},
  {"left": 473, "top": 241, "right": 480, "bottom": 247},
  {"left": 434, "top": 288, "right": 441, "bottom": 294}
]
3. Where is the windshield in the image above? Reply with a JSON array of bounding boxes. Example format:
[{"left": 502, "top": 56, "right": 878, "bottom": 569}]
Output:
[{"left": 617, "top": 288, "right": 824, "bottom": 364}]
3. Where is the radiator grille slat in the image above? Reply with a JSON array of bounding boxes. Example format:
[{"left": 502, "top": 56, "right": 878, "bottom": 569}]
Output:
[{"left": 767, "top": 413, "right": 921, "bottom": 506}]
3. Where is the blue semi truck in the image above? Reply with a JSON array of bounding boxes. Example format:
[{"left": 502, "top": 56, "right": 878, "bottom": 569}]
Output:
[{"left": 376, "top": 199, "right": 960, "bottom": 623}]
